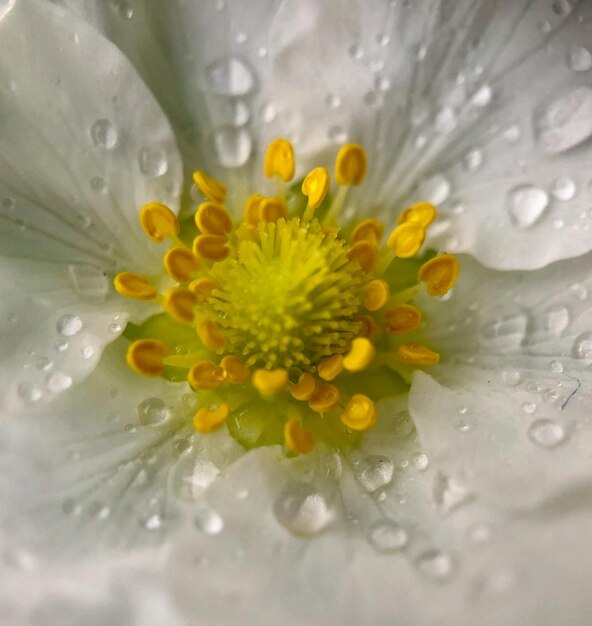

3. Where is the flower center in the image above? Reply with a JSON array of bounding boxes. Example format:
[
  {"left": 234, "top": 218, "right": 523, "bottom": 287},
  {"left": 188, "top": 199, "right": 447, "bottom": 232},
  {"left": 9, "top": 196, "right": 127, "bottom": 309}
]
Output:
[{"left": 114, "top": 139, "right": 460, "bottom": 454}]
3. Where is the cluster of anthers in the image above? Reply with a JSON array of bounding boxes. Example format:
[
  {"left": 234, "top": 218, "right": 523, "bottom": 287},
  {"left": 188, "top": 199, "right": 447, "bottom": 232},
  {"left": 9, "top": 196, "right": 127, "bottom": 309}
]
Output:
[{"left": 114, "top": 139, "right": 459, "bottom": 455}]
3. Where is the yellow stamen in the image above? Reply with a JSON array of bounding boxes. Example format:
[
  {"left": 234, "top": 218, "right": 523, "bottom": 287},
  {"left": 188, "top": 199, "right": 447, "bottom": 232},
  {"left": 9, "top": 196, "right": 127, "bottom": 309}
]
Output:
[
  {"left": 334, "top": 143, "right": 367, "bottom": 186},
  {"left": 126, "top": 339, "right": 170, "bottom": 377},
  {"left": 193, "top": 234, "right": 230, "bottom": 262},
  {"left": 139, "top": 202, "right": 179, "bottom": 242},
  {"left": 284, "top": 417, "right": 315, "bottom": 454},
  {"left": 396, "top": 342, "right": 440, "bottom": 366},
  {"left": 317, "top": 354, "right": 344, "bottom": 381},
  {"left": 264, "top": 138, "right": 295, "bottom": 182},
  {"left": 220, "top": 355, "right": 250, "bottom": 384},
  {"left": 163, "top": 288, "right": 197, "bottom": 324},
  {"left": 244, "top": 194, "right": 264, "bottom": 226},
  {"left": 289, "top": 372, "right": 317, "bottom": 401},
  {"left": 356, "top": 314, "right": 377, "bottom": 340},
  {"left": 397, "top": 202, "right": 437, "bottom": 228},
  {"left": 188, "top": 277, "right": 219, "bottom": 303},
  {"left": 347, "top": 240, "right": 377, "bottom": 273},
  {"left": 195, "top": 201, "right": 233, "bottom": 236},
  {"left": 352, "top": 219, "right": 384, "bottom": 245},
  {"left": 387, "top": 222, "right": 426, "bottom": 258},
  {"left": 192, "top": 170, "right": 227, "bottom": 204},
  {"left": 302, "top": 167, "right": 330, "bottom": 218},
  {"left": 363, "top": 279, "right": 390, "bottom": 311},
  {"left": 418, "top": 254, "right": 460, "bottom": 297},
  {"left": 259, "top": 197, "right": 287, "bottom": 223},
  {"left": 343, "top": 337, "right": 375, "bottom": 372},
  {"left": 188, "top": 361, "right": 225, "bottom": 390},
  {"left": 308, "top": 382, "right": 340, "bottom": 413},
  {"left": 113, "top": 272, "right": 157, "bottom": 300},
  {"left": 252, "top": 368, "right": 288, "bottom": 395},
  {"left": 193, "top": 404, "right": 229, "bottom": 433},
  {"left": 197, "top": 320, "right": 226, "bottom": 351},
  {"left": 163, "top": 247, "right": 201, "bottom": 283},
  {"left": 340, "top": 394, "right": 377, "bottom": 431},
  {"left": 385, "top": 304, "right": 422, "bottom": 334}
]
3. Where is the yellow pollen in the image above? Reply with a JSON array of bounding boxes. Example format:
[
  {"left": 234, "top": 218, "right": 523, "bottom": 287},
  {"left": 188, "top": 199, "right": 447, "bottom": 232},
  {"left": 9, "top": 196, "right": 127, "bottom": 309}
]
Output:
[
  {"left": 252, "top": 368, "right": 288, "bottom": 395},
  {"left": 363, "top": 279, "right": 390, "bottom": 311},
  {"left": 356, "top": 314, "right": 378, "bottom": 340},
  {"left": 188, "top": 361, "right": 225, "bottom": 390},
  {"left": 193, "top": 234, "right": 230, "bottom": 262},
  {"left": 163, "top": 287, "right": 197, "bottom": 324},
  {"left": 289, "top": 372, "right": 317, "bottom": 401},
  {"left": 139, "top": 202, "right": 179, "bottom": 242},
  {"left": 220, "top": 355, "right": 251, "bottom": 384},
  {"left": 126, "top": 339, "right": 170, "bottom": 377},
  {"left": 284, "top": 417, "right": 315, "bottom": 454},
  {"left": 197, "top": 320, "right": 226, "bottom": 351},
  {"left": 195, "top": 201, "right": 233, "bottom": 236},
  {"left": 347, "top": 240, "right": 377, "bottom": 273},
  {"left": 352, "top": 219, "right": 384, "bottom": 246},
  {"left": 264, "top": 138, "right": 295, "bottom": 182},
  {"left": 396, "top": 342, "right": 440, "bottom": 366},
  {"left": 193, "top": 404, "right": 229, "bottom": 433},
  {"left": 385, "top": 304, "right": 422, "bottom": 334},
  {"left": 188, "top": 277, "right": 219, "bottom": 303},
  {"left": 397, "top": 202, "right": 437, "bottom": 228},
  {"left": 317, "top": 354, "right": 344, "bottom": 381},
  {"left": 113, "top": 272, "right": 157, "bottom": 300},
  {"left": 302, "top": 167, "right": 330, "bottom": 212},
  {"left": 259, "top": 197, "right": 287, "bottom": 223},
  {"left": 418, "top": 254, "right": 460, "bottom": 297},
  {"left": 309, "top": 382, "right": 340, "bottom": 413},
  {"left": 343, "top": 337, "right": 375, "bottom": 372},
  {"left": 387, "top": 222, "right": 426, "bottom": 258},
  {"left": 193, "top": 170, "right": 227, "bottom": 204},
  {"left": 335, "top": 143, "right": 367, "bottom": 186},
  {"left": 244, "top": 194, "right": 264, "bottom": 225},
  {"left": 163, "top": 247, "right": 201, "bottom": 283},
  {"left": 340, "top": 394, "right": 377, "bottom": 431}
]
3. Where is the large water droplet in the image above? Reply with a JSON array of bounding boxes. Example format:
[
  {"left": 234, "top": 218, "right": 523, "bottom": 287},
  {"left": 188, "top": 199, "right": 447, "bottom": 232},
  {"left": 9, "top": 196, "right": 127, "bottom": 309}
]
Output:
[
  {"left": 213, "top": 126, "right": 252, "bottom": 168},
  {"left": 56, "top": 314, "right": 83, "bottom": 337},
  {"left": 545, "top": 307, "right": 570, "bottom": 336},
  {"left": 194, "top": 505, "right": 224, "bottom": 535},
  {"left": 507, "top": 184, "right": 549, "bottom": 228},
  {"left": 572, "top": 331, "right": 592, "bottom": 359},
  {"left": 273, "top": 484, "right": 332, "bottom": 537},
  {"left": 367, "top": 519, "right": 408, "bottom": 552},
  {"left": 46, "top": 372, "right": 73, "bottom": 393},
  {"left": 90, "top": 119, "right": 117, "bottom": 149},
  {"left": 534, "top": 87, "right": 592, "bottom": 154},
  {"left": 568, "top": 46, "right": 592, "bottom": 72},
  {"left": 528, "top": 419, "right": 566, "bottom": 447},
  {"left": 138, "top": 147, "right": 168, "bottom": 177},
  {"left": 204, "top": 57, "right": 255, "bottom": 96},
  {"left": 137, "top": 397, "right": 171, "bottom": 426},
  {"left": 416, "top": 550, "right": 454, "bottom": 581},
  {"left": 355, "top": 455, "right": 394, "bottom": 492}
]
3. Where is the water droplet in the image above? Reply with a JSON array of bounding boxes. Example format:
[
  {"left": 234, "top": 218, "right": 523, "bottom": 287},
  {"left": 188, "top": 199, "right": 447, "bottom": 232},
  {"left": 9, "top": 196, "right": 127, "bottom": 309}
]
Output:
[
  {"left": 137, "top": 397, "right": 171, "bottom": 426},
  {"left": 328, "top": 126, "right": 347, "bottom": 143},
  {"left": 235, "top": 31, "right": 247, "bottom": 44},
  {"left": 416, "top": 550, "right": 454, "bottom": 581},
  {"left": 467, "top": 523, "right": 492, "bottom": 545},
  {"left": 109, "top": 322, "right": 123, "bottom": 334},
  {"left": 418, "top": 174, "right": 451, "bottom": 204},
  {"left": 90, "top": 119, "right": 117, "bottom": 149},
  {"left": 219, "top": 100, "right": 250, "bottom": 126},
  {"left": 1, "top": 197, "right": 15, "bottom": 211},
  {"left": 433, "top": 473, "right": 472, "bottom": 511},
  {"left": 35, "top": 356, "right": 52, "bottom": 371},
  {"left": 81, "top": 345, "right": 94, "bottom": 360},
  {"left": 138, "top": 147, "right": 168, "bottom": 177},
  {"left": 537, "top": 19, "right": 552, "bottom": 33},
  {"left": 18, "top": 382, "right": 41, "bottom": 403},
  {"left": 552, "top": 0, "right": 572, "bottom": 16},
  {"left": 528, "top": 419, "right": 566, "bottom": 447},
  {"left": 534, "top": 87, "right": 592, "bottom": 154},
  {"left": 550, "top": 360, "right": 564, "bottom": 373},
  {"left": 204, "top": 57, "right": 254, "bottom": 96},
  {"left": 570, "top": 283, "right": 588, "bottom": 301},
  {"left": 47, "top": 372, "right": 73, "bottom": 393},
  {"left": 260, "top": 102, "right": 277, "bottom": 123},
  {"left": 109, "top": 0, "right": 134, "bottom": 19},
  {"left": 213, "top": 126, "right": 252, "bottom": 168},
  {"left": 62, "top": 498, "right": 82, "bottom": 516},
  {"left": 367, "top": 519, "right": 408, "bottom": 552},
  {"left": 273, "top": 484, "right": 332, "bottom": 537},
  {"left": 412, "top": 452, "right": 429, "bottom": 471},
  {"left": 90, "top": 176, "right": 106, "bottom": 192},
  {"left": 545, "top": 306, "right": 570, "bottom": 336},
  {"left": 54, "top": 339, "right": 69, "bottom": 352},
  {"left": 507, "top": 184, "right": 549, "bottom": 228},
  {"left": 143, "top": 513, "right": 162, "bottom": 531},
  {"left": 434, "top": 107, "right": 457, "bottom": 134},
  {"left": 325, "top": 94, "right": 342, "bottom": 108},
  {"left": 551, "top": 176, "right": 576, "bottom": 201},
  {"left": 56, "top": 314, "right": 83, "bottom": 337},
  {"left": 194, "top": 505, "right": 224, "bottom": 535},
  {"left": 471, "top": 84, "right": 492, "bottom": 107},
  {"left": 376, "top": 33, "right": 390, "bottom": 46},
  {"left": 257, "top": 46, "right": 267, "bottom": 58},
  {"left": 463, "top": 148, "right": 483, "bottom": 172},
  {"left": 522, "top": 401, "right": 536, "bottom": 415},
  {"left": 355, "top": 455, "right": 394, "bottom": 492},
  {"left": 0, "top": 0, "right": 16, "bottom": 21},
  {"left": 393, "top": 409, "right": 415, "bottom": 437},
  {"left": 572, "top": 331, "right": 592, "bottom": 359},
  {"left": 503, "top": 124, "right": 521, "bottom": 142},
  {"left": 76, "top": 213, "right": 92, "bottom": 229},
  {"left": 567, "top": 46, "right": 592, "bottom": 72},
  {"left": 348, "top": 43, "right": 363, "bottom": 59}
]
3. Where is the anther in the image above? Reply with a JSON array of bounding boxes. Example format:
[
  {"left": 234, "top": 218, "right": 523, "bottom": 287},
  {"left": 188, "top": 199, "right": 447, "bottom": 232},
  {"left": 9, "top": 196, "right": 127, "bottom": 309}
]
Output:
[
  {"left": 197, "top": 320, "right": 226, "bottom": 351},
  {"left": 114, "top": 272, "right": 157, "bottom": 300},
  {"left": 284, "top": 417, "right": 315, "bottom": 454},
  {"left": 252, "top": 368, "right": 288, "bottom": 395},
  {"left": 244, "top": 194, "right": 264, "bottom": 225},
  {"left": 347, "top": 240, "right": 377, "bottom": 273},
  {"left": 317, "top": 354, "right": 344, "bottom": 381},
  {"left": 193, "top": 234, "right": 230, "bottom": 262},
  {"left": 343, "top": 337, "right": 375, "bottom": 372},
  {"left": 289, "top": 372, "right": 317, "bottom": 401},
  {"left": 139, "top": 202, "right": 179, "bottom": 242},
  {"left": 302, "top": 167, "right": 330, "bottom": 218},
  {"left": 356, "top": 315, "right": 378, "bottom": 340},
  {"left": 308, "top": 382, "right": 340, "bottom": 413},
  {"left": 259, "top": 197, "right": 287, "bottom": 223},
  {"left": 192, "top": 170, "right": 227, "bottom": 204},
  {"left": 188, "top": 361, "right": 225, "bottom": 390},
  {"left": 352, "top": 219, "right": 384, "bottom": 246},
  {"left": 418, "top": 254, "right": 460, "bottom": 297},
  {"left": 163, "top": 247, "right": 201, "bottom": 283},
  {"left": 163, "top": 288, "right": 197, "bottom": 324},
  {"left": 397, "top": 202, "right": 437, "bottom": 228},
  {"left": 334, "top": 144, "right": 367, "bottom": 186},
  {"left": 126, "top": 339, "right": 170, "bottom": 377},
  {"left": 195, "top": 201, "right": 233, "bottom": 236},
  {"left": 396, "top": 342, "right": 440, "bottom": 366},
  {"left": 220, "top": 355, "right": 250, "bottom": 384},
  {"left": 387, "top": 222, "right": 426, "bottom": 258},
  {"left": 363, "top": 279, "right": 390, "bottom": 311},
  {"left": 193, "top": 404, "right": 229, "bottom": 433},
  {"left": 264, "top": 138, "right": 295, "bottom": 182},
  {"left": 340, "top": 394, "right": 377, "bottom": 431},
  {"left": 188, "top": 277, "right": 219, "bottom": 303},
  {"left": 385, "top": 304, "right": 422, "bottom": 334}
]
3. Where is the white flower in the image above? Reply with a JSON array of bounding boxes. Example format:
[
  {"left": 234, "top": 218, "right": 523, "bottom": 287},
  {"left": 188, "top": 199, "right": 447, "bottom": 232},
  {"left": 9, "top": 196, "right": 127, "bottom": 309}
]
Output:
[{"left": 1, "top": 0, "right": 592, "bottom": 624}]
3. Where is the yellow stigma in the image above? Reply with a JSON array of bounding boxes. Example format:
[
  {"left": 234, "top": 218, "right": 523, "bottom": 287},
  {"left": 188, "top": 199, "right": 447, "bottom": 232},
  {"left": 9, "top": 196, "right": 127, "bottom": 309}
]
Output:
[{"left": 116, "top": 138, "right": 458, "bottom": 455}]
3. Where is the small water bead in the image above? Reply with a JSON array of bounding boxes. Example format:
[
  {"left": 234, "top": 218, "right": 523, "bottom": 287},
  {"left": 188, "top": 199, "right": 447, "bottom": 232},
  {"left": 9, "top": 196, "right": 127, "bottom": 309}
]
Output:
[
  {"left": 36, "top": 356, "right": 52, "bottom": 371},
  {"left": 328, "top": 126, "right": 347, "bottom": 143},
  {"left": 76, "top": 213, "right": 92, "bottom": 229},
  {"left": 54, "top": 339, "right": 69, "bottom": 352},
  {"left": 47, "top": 372, "right": 73, "bottom": 393},
  {"left": 1, "top": 197, "right": 15, "bottom": 211},
  {"left": 109, "top": 322, "right": 123, "bottom": 334},
  {"left": 204, "top": 57, "right": 255, "bottom": 96},
  {"left": 471, "top": 84, "right": 492, "bottom": 107},
  {"left": 416, "top": 550, "right": 454, "bottom": 581},
  {"left": 90, "top": 119, "right": 117, "bottom": 149},
  {"left": 235, "top": 31, "right": 247, "bottom": 44},
  {"left": 552, "top": 0, "right": 572, "bottom": 16},
  {"left": 143, "top": 513, "right": 163, "bottom": 531},
  {"left": 467, "top": 523, "right": 492, "bottom": 545},
  {"left": 348, "top": 44, "right": 364, "bottom": 59},
  {"left": 550, "top": 360, "right": 564, "bottom": 373},
  {"left": 7, "top": 311, "right": 18, "bottom": 323},
  {"left": 503, "top": 124, "right": 521, "bottom": 142},
  {"left": 90, "top": 176, "right": 106, "bottom": 192},
  {"left": 376, "top": 33, "right": 390, "bottom": 46},
  {"left": 260, "top": 102, "right": 277, "bottom": 123},
  {"left": 526, "top": 381, "right": 541, "bottom": 394},
  {"left": 355, "top": 455, "right": 394, "bottom": 492},
  {"left": 507, "top": 184, "right": 549, "bottom": 228},
  {"left": 393, "top": 409, "right": 415, "bottom": 438},
  {"left": 18, "top": 382, "right": 42, "bottom": 403},
  {"left": 325, "top": 94, "right": 342, "bottom": 108},
  {"left": 109, "top": 0, "right": 134, "bottom": 19},
  {"left": 419, "top": 174, "right": 451, "bottom": 204},
  {"left": 528, "top": 419, "right": 566, "bottom": 447},
  {"left": 542, "top": 388, "right": 559, "bottom": 403},
  {"left": 219, "top": 100, "right": 250, "bottom": 127},
  {"left": 545, "top": 306, "right": 570, "bottom": 335},
  {"left": 367, "top": 519, "right": 408, "bottom": 552},
  {"left": 194, "top": 505, "right": 224, "bottom": 535},
  {"left": 572, "top": 331, "right": 592, "bottom": 359},
  {"left": 412, "top": 452, "right": 429, "bottom": 471},
  {"left": 81, "top": 345, "right": 94, "bottom": 360},
  {"left": 214, "top": 126, "right": 252, "bottom": 168},
  {"left": 551, "top": 177, "right": 576, "bottom": 201},
  {"left": 434, "top": 107, "right": 457, "bottom": 134},
  {"left": 257, "top": 46, "right": 268, "bottom": 58},
  {"left": 273, "top": 484, "right": 332, "bottom": 537},
  {"left": 56, "top": 314, "right": 83, "bottom": 337},
  {"left": 521, "top": 401, "right": 536, "bottom": 415},
  {"left": 570, "top": 283, "right": 588, "bottom": 301},
  {"left": 62, "top": 498, "right": 82, "bottom": 516},
  {"left": 568, "top": 46, "right": 592, "bottom": 72},
  {"left": 463, "top": 148, "right": 483, "bottom": 172},
  {"left": 138, "top": 147, "right": 168, "bottom": 178},
  {"left": 137, "top": 397, "right": 171, "bottom": 427},
  {"left": 14, "top": 219, "right": 25, "bottom": 231},
  {"left": 552, "top": 218, "right": 564, "bottom": 230}
]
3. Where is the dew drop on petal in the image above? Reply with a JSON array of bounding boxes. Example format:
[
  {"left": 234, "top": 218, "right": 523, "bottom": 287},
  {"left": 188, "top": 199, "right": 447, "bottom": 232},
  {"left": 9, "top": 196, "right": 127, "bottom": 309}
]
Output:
[
  {"left": 418, "top": 174, "right": 451, "bottom": 204},
  {"left": 412, "top": 452, "right": 429, "bottom": 471},
  {"left": 214, "top": 126, "right": 252, "bottom": 168},
  {"left": 273, "top": 484, "right": 332, "bottom": 537},
  {"left": 355, "top": 455, "right": 394, "bottom": 492},
  {"left": 463, "top": 148, "right": 483, "bottom": 172},
  {"left": 204, "top": 57, "right": 255, "bottom": 96},
  {"left": 143, "top": 513, "right": 163, "bottom": 531},
  {"left": 528, "top": 419, "right": 566, "bottom": 447},
  {"left": 434, "top": 107, "right": 457, "bottom": 134},
  {"left": 521, "top": 401, "right": 536, "bottom": 415},
  {"left": 507, "top": 184, "right": 549, "bottom": 228},
  {"left": 567, "top": 46, "right": 592, "bottom": 72},
  {"left": 570, "top": 283, "right": 588, "bottom": 301},
  {"left": 90, "top": 176, "right": 106, "bottom": 192},
  {"left": 18, "top": 382, "right": 41, "bottom": 403},
  {"left": 552, "top": 0, "right": 572, "bottom": 16},
  {"left": 572, "top": 331, "right": 592, "bottom": 359},
  {"left": 471, "top": 84, "right": 492, "bottom": 107},
  {"left": 81, "top": 345, "right": 94, "bottom": 360},
  {"left": 219, "top": 100, "right": 250, "bottom": 127},
  {"left": 56, "top": 314, "right": 83, "bottom": 337},
  {"left": 137, "top": 397, "right": 171, "bottom": 426},
  {"left": 328, "top": 126, "right": 348, "bottom": 143},
  {"left": 90, "top": 119, "right": 117, "bottom": 149},
  {"left": 325, "top": 94, "right": 342, "bottom": 108},
  {"left": 550, "top": 360, "right": 564, "bottom": 373},
  {"left": 46, "top": 372, "right": 73, "bottom": 394},
  {"left": 36, "top": 356, "right": 52, "bottom": 371},
  {"left": 138, "top": 147, "right": 168, "bottom": 178},
  {"left": 109, "top": 0, "right": 134, "bottom": 19},
  {"left": 194, "top": 505, "right": 224, "bottom": 535},
  {"left": 551, "top": 177, "right": 576, "bottom": 201},
  {"left": 416, "top": 550, "right": 454, "bottom": 581},
  {"left": 367, "top": 519, "right": 408, "bottom": 552}
]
